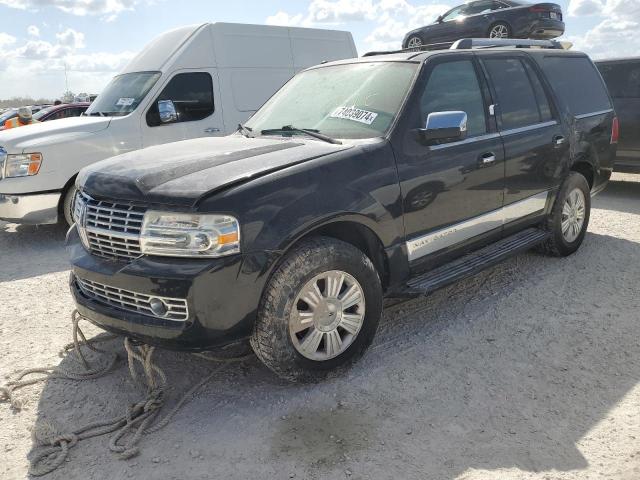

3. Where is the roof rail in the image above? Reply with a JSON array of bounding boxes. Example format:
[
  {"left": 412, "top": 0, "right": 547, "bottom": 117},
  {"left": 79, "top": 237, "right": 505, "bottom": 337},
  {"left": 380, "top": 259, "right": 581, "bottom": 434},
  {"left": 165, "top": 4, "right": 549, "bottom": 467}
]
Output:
[
  {"left": 362, "top": 41, "right": 453, "bottom": 57},
  {"left": 450, "top": 38, "right": 564, "bottom": 50}
]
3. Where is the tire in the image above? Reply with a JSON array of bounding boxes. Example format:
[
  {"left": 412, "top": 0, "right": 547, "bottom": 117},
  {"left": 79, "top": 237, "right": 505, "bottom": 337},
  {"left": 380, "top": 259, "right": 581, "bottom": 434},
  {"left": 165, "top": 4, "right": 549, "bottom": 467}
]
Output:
[
  {"left": 539, "top": 172, "right": 591, "bottom": 257},
  {"left": 60, "top": 185, "right": 77, "bottom": 227},
  {"left": 250, "top": 237, "right": 383, "bottom": 382},
  {"left": 488, "top": 22, "right": 511, "bottom": 39},
  {"left": 405, "top": 35, "right": 423, "bottom": 48}
]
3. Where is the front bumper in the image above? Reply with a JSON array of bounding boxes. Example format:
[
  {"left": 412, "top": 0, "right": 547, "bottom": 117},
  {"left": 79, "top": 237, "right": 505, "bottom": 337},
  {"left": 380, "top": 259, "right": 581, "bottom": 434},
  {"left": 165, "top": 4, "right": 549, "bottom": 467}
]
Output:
[
  {"left": 0, "top": 191, "right": 60, "bottom": 224},
  {"left": 67, "top": 226, "right": 280, "bottom": 351}
]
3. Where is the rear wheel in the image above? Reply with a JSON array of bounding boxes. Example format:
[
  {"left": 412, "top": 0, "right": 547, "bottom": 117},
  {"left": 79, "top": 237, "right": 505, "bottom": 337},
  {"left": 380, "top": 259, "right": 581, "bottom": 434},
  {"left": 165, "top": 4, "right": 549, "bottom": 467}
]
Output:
[
  {"left": 406, "top": 35, "right": 423, "bottom": 48},
  {"left": 488, "top": 22, "right": 511, "bottom": 39},
  {"left": 251, "top": 237, "right": 382, "bottom": 382},
  {"left": 539, "top": 172, "right": 591, "bottom": 257}
]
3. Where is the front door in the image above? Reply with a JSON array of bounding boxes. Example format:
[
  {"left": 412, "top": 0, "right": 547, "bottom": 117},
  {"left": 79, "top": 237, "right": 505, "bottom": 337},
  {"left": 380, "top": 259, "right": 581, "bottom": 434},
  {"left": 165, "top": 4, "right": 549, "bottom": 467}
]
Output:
[
  {"left": 141, "top": 69, "right": 225, "bottom": 148},
  {"left": 395, "top": 55, "right": 505, "bottom": 269},
  {"left": 480, "top": 54, "right": 568, "bottom": 212}
]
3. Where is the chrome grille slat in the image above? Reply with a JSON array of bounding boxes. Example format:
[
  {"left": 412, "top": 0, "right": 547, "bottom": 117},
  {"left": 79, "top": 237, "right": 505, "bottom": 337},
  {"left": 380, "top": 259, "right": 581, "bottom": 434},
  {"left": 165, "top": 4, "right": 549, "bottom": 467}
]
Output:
[
  {"left": 76, "top": 191, "right": 145, "bottom": 260},
  {"left": 76, "top": 277, "right": 189, "bottom": 322}
]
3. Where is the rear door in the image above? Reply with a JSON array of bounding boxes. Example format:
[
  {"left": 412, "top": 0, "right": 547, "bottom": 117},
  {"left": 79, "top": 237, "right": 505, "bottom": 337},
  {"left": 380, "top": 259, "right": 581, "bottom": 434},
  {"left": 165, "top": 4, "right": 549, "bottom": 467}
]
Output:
[
  {"left": 141, "top": 69, "right": 225, "bottom": 148},
  {"left": 598, "top": 61, "right": 640, "bottom": 169},
  {"left": 480, "top": 53, "right": 568, "bottom": 221},
  {"left": 396, "top": 55, "right": 505, "bottom": 269}
]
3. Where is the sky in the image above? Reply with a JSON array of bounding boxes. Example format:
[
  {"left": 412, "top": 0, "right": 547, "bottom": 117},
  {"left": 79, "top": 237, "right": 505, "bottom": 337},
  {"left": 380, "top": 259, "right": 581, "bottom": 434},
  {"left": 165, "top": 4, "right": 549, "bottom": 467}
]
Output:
[{"left": 0, "top": 0, "right": 636, "bottom": 99}]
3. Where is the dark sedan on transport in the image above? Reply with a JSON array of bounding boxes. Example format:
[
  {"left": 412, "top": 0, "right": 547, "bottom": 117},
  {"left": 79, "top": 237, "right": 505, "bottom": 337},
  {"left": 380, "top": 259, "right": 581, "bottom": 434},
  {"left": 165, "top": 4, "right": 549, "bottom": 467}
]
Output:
[{"left": 402, "top": 0, "right": 564, "bottom": 48}]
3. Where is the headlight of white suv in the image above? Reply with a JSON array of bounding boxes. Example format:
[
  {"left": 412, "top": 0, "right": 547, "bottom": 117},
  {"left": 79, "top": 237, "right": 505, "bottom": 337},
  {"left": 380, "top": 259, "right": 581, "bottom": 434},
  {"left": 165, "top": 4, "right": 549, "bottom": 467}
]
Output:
[
  {"left": 4, "top": 153, "right": 42, "bottom": 178},
  {"left": 140, "top": 212, "right": 240, "bottom": 258}
]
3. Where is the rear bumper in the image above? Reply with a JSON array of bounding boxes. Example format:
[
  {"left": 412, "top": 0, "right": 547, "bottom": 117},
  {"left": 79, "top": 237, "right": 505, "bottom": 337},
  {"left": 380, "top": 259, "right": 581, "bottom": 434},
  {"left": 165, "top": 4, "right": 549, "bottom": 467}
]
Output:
[
  {"left": 0, "top": 191, "right": 60, "bottom": 224},
  {"left": 525, "top": 19, "right": 565, "bottom": 39}
]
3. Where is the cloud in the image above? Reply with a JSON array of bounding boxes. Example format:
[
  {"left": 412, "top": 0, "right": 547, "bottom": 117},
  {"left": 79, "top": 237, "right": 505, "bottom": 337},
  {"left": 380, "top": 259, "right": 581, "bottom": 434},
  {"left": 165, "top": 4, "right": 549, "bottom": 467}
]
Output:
[
  {"left": 0, "top": 0, "right": 146, "bottom": 18},
  {"left": 568, "top": 0, "right": 640, "bottom": 58},
  {"left": 27, "top": 25, "right": 40, "bottom": 37},
  {"left": 0, "top": 33, "right": 17, "bottom": 50},
  {"left": 56, "top": 28, "right": 85, "bottom": 49}
]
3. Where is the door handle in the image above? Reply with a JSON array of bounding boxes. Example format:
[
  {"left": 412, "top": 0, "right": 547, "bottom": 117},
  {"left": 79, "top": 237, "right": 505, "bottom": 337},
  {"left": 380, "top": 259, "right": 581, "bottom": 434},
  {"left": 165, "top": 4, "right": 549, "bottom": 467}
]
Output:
[
  {"left": 204, "top": 127, "right": 220, "bottom": 134},
  {"left": 479, "top": 152, "right": 496, "bottom": 165},
  {"left": 553, "top": 135, "right": 566, "bottom": 146}
]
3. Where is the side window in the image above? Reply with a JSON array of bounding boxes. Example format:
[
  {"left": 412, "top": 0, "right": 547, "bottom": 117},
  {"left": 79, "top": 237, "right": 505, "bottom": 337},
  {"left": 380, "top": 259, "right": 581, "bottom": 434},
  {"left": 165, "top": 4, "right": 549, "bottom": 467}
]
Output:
[
  {"left": 442, "top": 6, "right": 465, "bottom": 21},
  {"left": 146, "top": 72, "right": 214, "bottom": 127},
  {"left": 420, "top": 60, "right": 487, "bottom": 137},
  {"left": 48, "top": 109, "right": 68, "bottom": 120},
  {"left": 599, "top": 63, "right": 640, "bottom": 99},
  {"left": 522, "top": 60, "right": 553, "bottom": 121},
  {"left": 483, "top": 57, "right": 542, "bottom": 130},
  {"left": 491, "top": 1, "right": 509, "bottom": 9},
  {"left": 543, "top": 56, "right": 611, "bottom": 116},
  {"left": 466, "top": 1, "right": 495, "bottom": 15}
]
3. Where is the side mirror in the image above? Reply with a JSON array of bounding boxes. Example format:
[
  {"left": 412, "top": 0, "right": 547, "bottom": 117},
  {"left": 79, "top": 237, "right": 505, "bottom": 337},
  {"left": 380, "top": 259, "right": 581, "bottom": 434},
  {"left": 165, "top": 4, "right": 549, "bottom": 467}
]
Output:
[
  {"left": 158, "top": 100, "right": 177, "bottom": 124},
  {"left": 436, "top": 15, "right": 444, "bottom": 23},
  {"left": 417, "top": 111, "right": 467, "bottom": 145}
]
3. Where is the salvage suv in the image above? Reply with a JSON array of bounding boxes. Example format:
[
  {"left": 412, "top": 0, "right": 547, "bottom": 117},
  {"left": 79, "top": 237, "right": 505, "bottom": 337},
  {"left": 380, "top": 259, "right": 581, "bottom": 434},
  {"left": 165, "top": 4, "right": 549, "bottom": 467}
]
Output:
[{"left": 68, "top": 39, "right": 617, "bottom": 382}]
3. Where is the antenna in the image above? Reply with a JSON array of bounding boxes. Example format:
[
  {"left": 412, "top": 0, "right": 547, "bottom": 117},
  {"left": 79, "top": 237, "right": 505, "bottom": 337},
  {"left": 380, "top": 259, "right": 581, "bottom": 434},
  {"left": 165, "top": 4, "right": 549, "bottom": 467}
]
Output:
[{"left": 64, "top": 63, "right": 69, "bottom": 93}]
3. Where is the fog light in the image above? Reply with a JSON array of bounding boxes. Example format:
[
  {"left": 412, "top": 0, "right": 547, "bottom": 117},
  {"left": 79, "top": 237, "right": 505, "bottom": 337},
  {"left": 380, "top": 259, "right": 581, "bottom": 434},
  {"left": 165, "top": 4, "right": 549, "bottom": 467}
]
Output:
[{"left": 149, "top": 298, "right": 168, "bottom": 317}]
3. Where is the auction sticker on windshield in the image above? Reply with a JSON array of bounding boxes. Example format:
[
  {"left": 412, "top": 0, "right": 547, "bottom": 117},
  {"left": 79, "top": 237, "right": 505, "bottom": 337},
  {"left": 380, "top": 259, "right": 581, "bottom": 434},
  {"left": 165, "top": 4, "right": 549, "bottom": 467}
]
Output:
[
  {"left": 116, "top": 98, "right": 135, "bottom": 107},
  {"left": 330, "top": 106, "right": 378, "bottom": 125}
]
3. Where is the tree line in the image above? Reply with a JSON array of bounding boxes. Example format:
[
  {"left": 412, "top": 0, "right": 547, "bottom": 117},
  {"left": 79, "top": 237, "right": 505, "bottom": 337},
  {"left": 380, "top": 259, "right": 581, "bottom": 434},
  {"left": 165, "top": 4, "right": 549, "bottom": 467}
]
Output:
[{"left": 0, "top": 97, "right": 54, "bottom": 109}]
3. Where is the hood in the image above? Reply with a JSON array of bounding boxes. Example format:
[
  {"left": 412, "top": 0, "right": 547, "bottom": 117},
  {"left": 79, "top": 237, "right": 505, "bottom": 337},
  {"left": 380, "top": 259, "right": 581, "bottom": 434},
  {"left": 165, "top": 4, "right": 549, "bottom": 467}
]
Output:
[
  {"left": 0, "top": 116, "right": 111, "bottom": 151},
  {"left": 78, "top": 135, "right": 352, "bottom": 206}
]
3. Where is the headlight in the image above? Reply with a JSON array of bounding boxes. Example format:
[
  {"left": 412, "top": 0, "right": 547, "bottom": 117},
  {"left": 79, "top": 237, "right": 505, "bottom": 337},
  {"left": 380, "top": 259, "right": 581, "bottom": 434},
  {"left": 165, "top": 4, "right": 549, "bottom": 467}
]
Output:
[
  {"left": 140, "top": 212, "right": 240, "bottom": 258},
  {"left": 4, "top": 153, "right": 42, "bottom": 178}
]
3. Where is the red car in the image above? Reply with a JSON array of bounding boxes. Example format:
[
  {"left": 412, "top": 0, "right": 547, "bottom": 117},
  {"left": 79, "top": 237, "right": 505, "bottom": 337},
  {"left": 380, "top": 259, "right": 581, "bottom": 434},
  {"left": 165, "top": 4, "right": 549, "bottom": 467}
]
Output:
[{"left": 33, "top": 102, "right": 91, "bottom": 122}]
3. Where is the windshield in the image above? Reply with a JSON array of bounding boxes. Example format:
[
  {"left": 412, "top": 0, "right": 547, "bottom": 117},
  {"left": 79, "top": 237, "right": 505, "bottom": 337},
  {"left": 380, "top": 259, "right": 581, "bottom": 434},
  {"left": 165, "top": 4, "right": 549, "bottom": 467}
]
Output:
[
  {"left": 33, "top": 106, "right": 56, "bottom": 120},
  {"left": 85, "top": 71, "right": 161, "bottom": 117},
  {"left": 245, "top": 62, "right": 418, "bottom": 140}
]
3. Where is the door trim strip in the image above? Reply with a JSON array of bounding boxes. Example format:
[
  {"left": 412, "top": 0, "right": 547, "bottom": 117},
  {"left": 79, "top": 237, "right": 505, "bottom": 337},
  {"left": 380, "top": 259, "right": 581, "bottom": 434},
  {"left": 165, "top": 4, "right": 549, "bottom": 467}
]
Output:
[
  {"left": 574, "top": 109, "right": 613, "bottom": 119},
  {"left": 501, "top": 120, "right": 557, "bottom": 137},
  {"left": 406, "top": 190, "right": 550, "bottom": 262}
]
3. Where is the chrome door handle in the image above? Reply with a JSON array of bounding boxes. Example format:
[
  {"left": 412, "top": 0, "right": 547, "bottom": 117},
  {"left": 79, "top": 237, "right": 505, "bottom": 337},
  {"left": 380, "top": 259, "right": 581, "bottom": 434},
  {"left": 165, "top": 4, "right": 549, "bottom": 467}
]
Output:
[
  {"left": 554, "top": 135, "right": 565, "bottom": 146},
  {"left": 480, "top": 152, "right": 496, "bottom": 165},
  {"left": 204, "top": 127, "right": 220, "bottom": 134}
]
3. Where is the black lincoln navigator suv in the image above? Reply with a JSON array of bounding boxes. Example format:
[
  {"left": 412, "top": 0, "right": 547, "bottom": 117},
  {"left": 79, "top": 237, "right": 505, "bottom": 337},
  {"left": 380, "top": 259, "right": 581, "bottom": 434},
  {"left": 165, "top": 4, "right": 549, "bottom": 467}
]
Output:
[{"left": 68, "top": 39, "right": 617, "bottom": 382}]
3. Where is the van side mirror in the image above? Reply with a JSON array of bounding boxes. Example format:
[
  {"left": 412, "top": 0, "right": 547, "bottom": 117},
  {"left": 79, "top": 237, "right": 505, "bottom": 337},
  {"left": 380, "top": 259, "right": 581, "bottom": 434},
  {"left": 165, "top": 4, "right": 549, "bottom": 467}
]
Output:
[
  {"left": 158, "top": 100, "right": 177, "bottom": 124},
  {"left": 416, "top": 111, "right": 467, "bottom": 145}
]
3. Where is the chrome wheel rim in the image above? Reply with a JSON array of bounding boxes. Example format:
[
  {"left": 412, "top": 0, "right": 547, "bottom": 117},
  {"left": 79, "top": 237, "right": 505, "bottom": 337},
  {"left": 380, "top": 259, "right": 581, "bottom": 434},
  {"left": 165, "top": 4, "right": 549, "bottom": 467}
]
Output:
[
  {"left": 489, "top": 25, "right": 508, "bottom": 38},
  {"left": 561, "top": 188, "right": 586, "bottom": 243},
  {"left": 407, "top": 36, "right": 422, "bottom": 48},
  {"left": 289, "top": 270, "right": 365, "bottom": 361}
]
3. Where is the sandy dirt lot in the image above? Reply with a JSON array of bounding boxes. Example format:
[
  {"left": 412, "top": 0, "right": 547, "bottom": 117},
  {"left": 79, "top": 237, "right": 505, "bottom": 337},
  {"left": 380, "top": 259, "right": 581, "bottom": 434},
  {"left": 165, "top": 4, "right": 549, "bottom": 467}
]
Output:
[{"left": 1, "top": 173, "right": 639, "bottom": 480}]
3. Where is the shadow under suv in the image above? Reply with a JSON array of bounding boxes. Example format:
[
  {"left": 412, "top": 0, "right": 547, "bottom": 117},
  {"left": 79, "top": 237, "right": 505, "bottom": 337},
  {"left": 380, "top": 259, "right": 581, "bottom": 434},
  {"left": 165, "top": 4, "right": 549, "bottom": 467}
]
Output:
[{"left": 68, "top": 39, "right": 616, "bottom": 382}]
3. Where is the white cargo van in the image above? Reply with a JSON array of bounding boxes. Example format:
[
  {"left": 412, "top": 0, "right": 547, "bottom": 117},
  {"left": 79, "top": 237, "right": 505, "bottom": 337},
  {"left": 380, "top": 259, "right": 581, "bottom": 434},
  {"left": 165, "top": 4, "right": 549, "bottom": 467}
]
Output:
[{"left": 0, "top": 23, "right": 357, "bottom": 225}]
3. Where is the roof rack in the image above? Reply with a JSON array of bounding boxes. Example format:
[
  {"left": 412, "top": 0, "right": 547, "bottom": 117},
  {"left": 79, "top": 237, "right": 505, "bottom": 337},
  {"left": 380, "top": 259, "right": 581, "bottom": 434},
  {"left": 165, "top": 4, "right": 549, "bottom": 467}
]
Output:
[
  {"left": 451, "top": 38, "right": 564, "bottom": 49},
  {"left": 362, "top": 38, "right": 569, "bottom": 57}
]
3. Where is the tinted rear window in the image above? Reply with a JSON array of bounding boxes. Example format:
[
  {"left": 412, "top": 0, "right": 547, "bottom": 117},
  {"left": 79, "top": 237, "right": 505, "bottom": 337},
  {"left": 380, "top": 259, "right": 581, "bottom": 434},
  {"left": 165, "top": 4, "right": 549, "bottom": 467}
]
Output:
[
  {"left": 598, "top": 62, "right": 640, "bottom": 98},
  {"left": 542, "top": 56, "right": 611, "bottom": 116}
]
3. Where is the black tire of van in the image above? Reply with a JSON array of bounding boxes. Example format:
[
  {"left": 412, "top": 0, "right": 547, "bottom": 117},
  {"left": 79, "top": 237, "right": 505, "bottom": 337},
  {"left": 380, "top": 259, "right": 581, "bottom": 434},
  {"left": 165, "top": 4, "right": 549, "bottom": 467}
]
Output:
[
  {"left": 250, "top": 237, "right": 382, "bottom": 383},
  {"left": 539, "top": 172, "right": 591, "bottom": 257},
  {"left": 61, "top": 185, "right": 77, "bottom": 227}
]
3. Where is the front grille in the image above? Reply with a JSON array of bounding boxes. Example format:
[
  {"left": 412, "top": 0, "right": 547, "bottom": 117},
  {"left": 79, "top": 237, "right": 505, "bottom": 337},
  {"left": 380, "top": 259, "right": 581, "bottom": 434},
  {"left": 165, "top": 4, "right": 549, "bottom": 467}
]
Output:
[
  {"left": 76, "top": 276, "right": 189, "bottom": 322},
  {"left": 76, "top": 191, "right": 146, "bottom": 260}
]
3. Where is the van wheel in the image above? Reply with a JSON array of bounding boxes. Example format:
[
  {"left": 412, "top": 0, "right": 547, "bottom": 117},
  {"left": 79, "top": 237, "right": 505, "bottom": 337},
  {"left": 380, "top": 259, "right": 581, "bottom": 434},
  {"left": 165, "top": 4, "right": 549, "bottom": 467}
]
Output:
[
  {"left": 539, "top": 172, "right": 591, "bottom": 257},
  {"left": 250, "top": 237, "right": 382, "bottom": 382},
  {"left": 60, "top": 186, "right": 77, "bottom": 227}
]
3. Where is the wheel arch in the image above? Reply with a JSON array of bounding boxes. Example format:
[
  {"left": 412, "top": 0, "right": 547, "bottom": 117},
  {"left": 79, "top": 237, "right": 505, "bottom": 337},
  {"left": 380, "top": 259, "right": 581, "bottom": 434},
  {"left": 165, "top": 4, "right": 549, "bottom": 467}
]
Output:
[{"left": 570, "top": 160, "right": 595, "bottom": 190}]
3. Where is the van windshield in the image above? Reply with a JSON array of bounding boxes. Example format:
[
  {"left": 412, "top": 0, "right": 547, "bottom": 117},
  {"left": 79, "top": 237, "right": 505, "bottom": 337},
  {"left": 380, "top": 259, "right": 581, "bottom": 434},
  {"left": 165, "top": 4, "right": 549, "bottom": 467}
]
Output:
[
  {"left": 85, "top": 71, "right": 161, "bottom": 117},
  {"left": 245, "top": 62, "right": 419, "bottom": 140}
]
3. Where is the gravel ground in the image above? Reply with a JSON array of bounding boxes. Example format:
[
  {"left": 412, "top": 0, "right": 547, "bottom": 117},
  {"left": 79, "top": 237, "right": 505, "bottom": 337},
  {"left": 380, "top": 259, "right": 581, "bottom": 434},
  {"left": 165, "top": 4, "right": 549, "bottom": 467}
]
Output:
[{"left": 1, "top": 173, "right": 639, "bottom": 480}]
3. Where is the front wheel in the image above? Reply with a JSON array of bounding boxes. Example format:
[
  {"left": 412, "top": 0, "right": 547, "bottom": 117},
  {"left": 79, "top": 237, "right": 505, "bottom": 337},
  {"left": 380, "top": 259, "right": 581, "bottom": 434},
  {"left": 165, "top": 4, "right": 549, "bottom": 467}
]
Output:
[
  {"left": 405, "top": 35, "right": 423, "bottom": 48},
  {"left": 60, "top": 185, "right": 77, "bottom": 227},
  {"left": 539, "top": 172, "right": 591, "bottom": 257},
  {"left": 251, "top": 237, "right": 382, "bottom": 382}
]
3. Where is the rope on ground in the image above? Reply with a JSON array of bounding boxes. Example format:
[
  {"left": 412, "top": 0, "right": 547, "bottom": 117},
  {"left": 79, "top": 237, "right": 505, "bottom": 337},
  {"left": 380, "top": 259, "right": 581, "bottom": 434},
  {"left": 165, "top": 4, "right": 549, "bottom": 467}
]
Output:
[
  {"left": 0, "top": 311, "right": 119, "bottom": 411},
  {"left": 0, "top": 310, "right": 253, "bottom": 477}
]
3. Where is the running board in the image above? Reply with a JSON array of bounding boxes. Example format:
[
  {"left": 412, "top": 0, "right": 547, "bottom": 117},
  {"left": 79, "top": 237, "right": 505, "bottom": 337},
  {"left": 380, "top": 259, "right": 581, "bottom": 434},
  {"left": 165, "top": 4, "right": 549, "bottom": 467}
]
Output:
[{"left": 405, "top": 228, "right": 550, "bottom": 296}]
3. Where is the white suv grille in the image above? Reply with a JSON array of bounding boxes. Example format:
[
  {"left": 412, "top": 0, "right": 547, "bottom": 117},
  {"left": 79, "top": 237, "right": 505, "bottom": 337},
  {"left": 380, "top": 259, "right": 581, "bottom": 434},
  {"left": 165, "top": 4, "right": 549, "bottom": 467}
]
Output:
[
  {"left": 75, "top": 191, "right": 146, "bottom": 261},
  {"left": 76, "top": 276, "right": 189, "bottom": 322}
]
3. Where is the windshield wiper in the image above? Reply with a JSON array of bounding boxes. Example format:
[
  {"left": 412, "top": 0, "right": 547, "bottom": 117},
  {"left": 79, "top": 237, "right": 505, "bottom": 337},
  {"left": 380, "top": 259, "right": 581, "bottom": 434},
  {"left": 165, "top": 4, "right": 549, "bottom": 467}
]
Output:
[
  {"left": 237, "top": 123, "right": 254, "bottom": 138},
  {"left": 87, "top": 111, "right": 105, "bottom": 117},
  {"left": 260, "top": 125, "right": 342, "bottom": 145}
]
